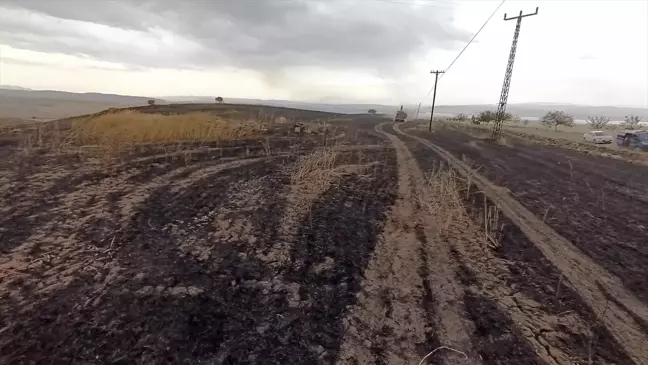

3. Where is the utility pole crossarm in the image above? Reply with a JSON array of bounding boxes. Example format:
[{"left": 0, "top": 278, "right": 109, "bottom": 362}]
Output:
[{"left": 504, "top": 7, "right": 538, "bottom": 20}]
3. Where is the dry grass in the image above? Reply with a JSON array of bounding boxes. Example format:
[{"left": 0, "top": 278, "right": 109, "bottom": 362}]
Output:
[
  {"left": 418, "top": 162, "right": 468, "bottom": 237},
  {"left": 68, "top": 111, "right": 264, "bottom": 146},
  {"left": 288, "top": 147, "right": 339, "bottom": 222},
  {"left": 418, "top": 162, "right": 501, "bottom": 249},
  {"left": 13, "top": 110, "right": 267, "bottom": 160},
  {"left": 291, "top": 148, "right": 338, "bottom": 189}
]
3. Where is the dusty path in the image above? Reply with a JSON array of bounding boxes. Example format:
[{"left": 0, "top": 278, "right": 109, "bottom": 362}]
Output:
[
  {"left": 337, "top": 123, "right": 479, "bottom": 365},
  {"left": 393, "top": 122, "right": 648, "bottom": 365}
]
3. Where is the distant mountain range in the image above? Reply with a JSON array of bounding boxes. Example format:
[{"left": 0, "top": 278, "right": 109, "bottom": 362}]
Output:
[
  {"left": 1, "top": 85, "right": 646, "bottom": 122},
  {"left": 0, "top": 85, "right": 32, "bottom": 91},
  {"left": 0, "top": 86, "right": 164, "bottom": 120},
  {"left": 0, "top": 87, "right": 164, "bottom": 105}
]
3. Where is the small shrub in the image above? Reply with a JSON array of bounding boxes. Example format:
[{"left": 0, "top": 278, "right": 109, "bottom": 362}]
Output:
[
  {"left": 291, "top": 148, "right": 338, "bottom": 195},
  {"left": 419, "top": 163, "right": 469, "bottom": 238},
  {"left": 477, "top": 111, "right": 497, "bottom": 125}
]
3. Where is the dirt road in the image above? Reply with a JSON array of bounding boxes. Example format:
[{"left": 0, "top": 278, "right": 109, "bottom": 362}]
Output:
[
  {"left": 338, "top": 122, "right": 643, "bottom": 365},
  {"left": 337, "top": 123, "right": 479, "bottom": 365}
]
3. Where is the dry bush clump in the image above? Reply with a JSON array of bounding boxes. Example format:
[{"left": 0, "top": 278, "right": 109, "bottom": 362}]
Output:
[
  {"left": 418, "top": 163, "right": 468, "bottom": 237},
  {"left": 419, "top": 162, "right": 502, "bottom": 249},
  {"left": 304, "top": 121, "right": 331, "bottom": 134},
  {"left": 288, "top": 147, "right": 339, "bottom": 218},
  {"left": 291, "top": 148, "right": 338, "bottom": 190}
]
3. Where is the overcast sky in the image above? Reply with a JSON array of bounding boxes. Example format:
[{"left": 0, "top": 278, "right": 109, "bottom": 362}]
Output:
[{"left": 0, "top": 0, "right": 646, "bottom": 107}]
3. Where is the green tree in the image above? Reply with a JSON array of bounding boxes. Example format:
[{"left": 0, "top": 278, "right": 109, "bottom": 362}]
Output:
[
  {"left": 147, "top": 99, "right": 155, "bottom": 106},
  {"left": 368, "top": 109, "right": 377, "bottom": 115},
  {"left": 477, "top": 110, "right": 497, "bottom": 125},
  {"left": 541, "top": 111, "right": 574, "bottom": 131},
  {"left": 215, "top": 96, "right": 224, "bottom": 104}
]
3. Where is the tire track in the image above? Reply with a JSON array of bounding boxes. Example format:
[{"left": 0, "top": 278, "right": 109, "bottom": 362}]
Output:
[
  {"left": 337, "top": 123, "right": 480, "bottom": 365},
  {"left": 394, "top": 122, "right": 648, "bottom": 365}
]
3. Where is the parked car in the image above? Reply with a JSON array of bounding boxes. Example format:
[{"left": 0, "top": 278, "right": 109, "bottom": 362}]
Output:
[
  {"left": 583, "top": 131, "right": 613, "bottom": 144},
  {"left": 616, "top": 130, "right": 648, "bottom": 151}
]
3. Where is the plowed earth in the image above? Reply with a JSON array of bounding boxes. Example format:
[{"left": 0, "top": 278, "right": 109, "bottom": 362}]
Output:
[{"left": 1, "top": 112, "right": 647, "bottom": 365}]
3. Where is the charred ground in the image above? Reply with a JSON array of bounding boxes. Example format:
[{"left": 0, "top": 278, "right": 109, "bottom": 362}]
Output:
[{"left": 1, "top": 106, "right": 647, "bottom": 365}]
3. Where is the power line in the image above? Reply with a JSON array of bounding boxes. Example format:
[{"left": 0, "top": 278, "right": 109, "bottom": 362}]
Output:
[
  {"left": 372, "top": 0, "right": 455, "bottom": 8},
  {"left": 440, "top": 0, "right": 506, "bottom": 79},
  {"left": 420, "top": 0, "right": 506, "bottom": 102}
]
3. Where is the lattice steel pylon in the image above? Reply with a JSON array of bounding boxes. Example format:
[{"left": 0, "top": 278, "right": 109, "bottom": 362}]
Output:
[{"left": 492, "top": 7, "right": 539, "bottom": 140}]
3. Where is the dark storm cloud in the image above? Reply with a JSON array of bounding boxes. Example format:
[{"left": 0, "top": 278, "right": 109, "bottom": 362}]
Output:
[{"left": 0, "top": 0, "right": 470, "bottom": 73}]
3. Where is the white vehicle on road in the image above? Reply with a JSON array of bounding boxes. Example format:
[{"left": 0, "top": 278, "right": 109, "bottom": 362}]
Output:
[{"left": 583, "top": 131, "right": 613, "bottom": 144}]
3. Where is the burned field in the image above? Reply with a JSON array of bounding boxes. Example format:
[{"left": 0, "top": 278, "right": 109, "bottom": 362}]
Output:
[
  {"left": 1, "top": 107, "right": 647, "bottom": 365},
  {"left": 0, "top": 107, "right": 397, "bottom": 364},
  {"left": 394, "top": 122, "right": 648, "bottom": 364},
  {"left": 407, "top": 125, "right": 648, "bottom": 304}
]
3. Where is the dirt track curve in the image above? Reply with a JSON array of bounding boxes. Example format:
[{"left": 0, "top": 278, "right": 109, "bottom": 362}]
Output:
[{"left": 391, "top": 122, "right": 648, "bottom": 365}]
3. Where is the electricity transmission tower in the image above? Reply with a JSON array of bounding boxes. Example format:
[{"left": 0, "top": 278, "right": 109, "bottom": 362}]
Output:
[
  {"left": 429, "top": 70, "right": 445, "bottom": 132},
  {"left": 415, "top": 102, "right": 421, "bottom": 120},
  {"left": 491, "top": 7, "right": 538, "bottom": 139}
]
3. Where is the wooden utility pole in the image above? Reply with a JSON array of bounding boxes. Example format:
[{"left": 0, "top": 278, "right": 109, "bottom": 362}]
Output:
[
  {"left": 491, "top": 7, "right": 539, "bottom": 140},
  {"left": 429, "top": 70, "right": 445, "bottom": 132}
]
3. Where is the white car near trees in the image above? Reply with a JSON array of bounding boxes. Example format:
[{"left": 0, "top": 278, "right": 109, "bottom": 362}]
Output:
[{"left": 583, "top": 131, "right": 613, "bottom": 144}]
